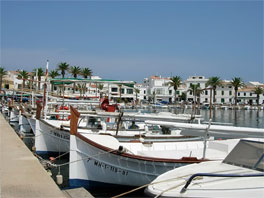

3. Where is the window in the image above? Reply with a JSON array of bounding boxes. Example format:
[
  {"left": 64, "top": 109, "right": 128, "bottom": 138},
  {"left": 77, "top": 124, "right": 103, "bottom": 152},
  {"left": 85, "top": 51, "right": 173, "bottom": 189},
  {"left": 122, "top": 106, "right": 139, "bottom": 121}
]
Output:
[
  {"left": 222, "top": 91, "right": 224, "bottom": 95},
  {"left": 229, "top": 91, "right": 232, "bottom": 95},
  {"left": 111, "top": 87, "right": 118, "bottom": 92},
  {"left": 205, "top": 98, "right": 208, "bottom": 102},
  {"left": 127, "top": 89, "right": 133, "bottom": 94},
  {"left": 238, "top": 93, "right": 240, "bottom": 96},
  {"left": 121, "top": 88, "right": 125, "bottom": 94},
  {"left": 244, "top": 93, "right": 246, "bottom": 96},
  {"left": 198, "top": 83, "right": 200, "bottom": 87},
  {"left": 176, "top": 91, "right": 179, "bottom": 95},
  {"left": 144, "top": 90, "right": 146, "bottom": 94},
  {"left": 250, "top": 93, "right": 252, "bottom": 96},
  {"left": 221, "top": 98, "right": 225, "bottom": 103},
  {"left": 205, "top": 90, "right": 208, "bottom": 95},
  {"left": 229, "top": 99, "right": 232, "bottom": 102},
  {"left": 190, "top": 91, "right": 193, "bottom": 95},
  {"left": 229, "top": 86, "right": 232, "bottom": 88},
  {"left": 169, "top": 90, "right": 172, "bottom": 95}
]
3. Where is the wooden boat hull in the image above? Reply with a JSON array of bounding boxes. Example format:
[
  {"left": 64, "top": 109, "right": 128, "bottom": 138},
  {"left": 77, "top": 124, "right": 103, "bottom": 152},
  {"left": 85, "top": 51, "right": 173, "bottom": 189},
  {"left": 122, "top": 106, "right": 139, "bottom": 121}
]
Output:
[
  {"left": 35, "top": 120, "right": 70, "bottom": 155},
  {"left": 19, "top": 114, "right": 31, "bottom": 133},
  {"left": 69, "top": 133, "right": 202, "bottom": 189}
]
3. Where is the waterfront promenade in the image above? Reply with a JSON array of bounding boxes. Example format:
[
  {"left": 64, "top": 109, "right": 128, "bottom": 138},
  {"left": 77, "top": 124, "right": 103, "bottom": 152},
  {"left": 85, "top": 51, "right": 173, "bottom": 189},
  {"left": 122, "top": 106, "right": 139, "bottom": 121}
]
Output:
[{"left": 0, "top": 114, "right": 65, "bottom": 198}]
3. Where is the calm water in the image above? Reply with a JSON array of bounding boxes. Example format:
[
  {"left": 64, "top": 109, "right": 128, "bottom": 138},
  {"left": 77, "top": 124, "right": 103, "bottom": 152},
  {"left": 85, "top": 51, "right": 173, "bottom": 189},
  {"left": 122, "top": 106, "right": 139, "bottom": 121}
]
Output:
[{"left": 5, "top": 109, "right": 264, "bottom": 197}]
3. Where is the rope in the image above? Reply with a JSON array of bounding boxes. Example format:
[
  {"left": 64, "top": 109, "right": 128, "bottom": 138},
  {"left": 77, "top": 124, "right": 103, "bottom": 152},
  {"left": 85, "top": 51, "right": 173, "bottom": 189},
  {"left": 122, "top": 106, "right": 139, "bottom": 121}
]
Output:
[
  {"left": 111, "top": 176, "right": 186, "bottom": 198},
  {"left": 51, "top": 148, "right": 116, "bottom": 168},
  {"left": 111, "top": 168, "right": 238, "bottom": 198}
]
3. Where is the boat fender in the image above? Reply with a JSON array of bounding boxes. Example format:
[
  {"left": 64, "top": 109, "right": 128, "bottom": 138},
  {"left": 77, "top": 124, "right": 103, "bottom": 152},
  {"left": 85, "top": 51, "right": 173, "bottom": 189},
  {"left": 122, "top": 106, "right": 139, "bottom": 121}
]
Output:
[
  {"left": 47, "top": 169, "right": 52, "bottom": 177},
  {"left": 32, "top": 146, "right": 36, "bottom": 152},
  {"left": 49, "top": 157, "right": 56, "bottom": 163},
  {"left": 56, "top": 174, "right": 63, "bottom": 185},
  {"left": 117, "top": 145, "right": 127, "bottom": 154}
]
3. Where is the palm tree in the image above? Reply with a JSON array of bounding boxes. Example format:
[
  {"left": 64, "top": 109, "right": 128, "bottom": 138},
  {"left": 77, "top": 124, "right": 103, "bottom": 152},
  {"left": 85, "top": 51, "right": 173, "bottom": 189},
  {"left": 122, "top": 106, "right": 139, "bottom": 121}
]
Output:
[
  {"left": 57, "top": 62, "right": 69, "bottom": 78},
  {"left": 76, "top": 83, "right": 86, "bottom": 99},
  {"left": 49, "top": 70, "right": 59, "bottom": 92},
  {"left": 206, "top": 76, "right": 222, "bottom": 103},
  {"left": 188, "top": 84, "right": 203, "bottom": 105},
  {"left": 118, "top": 84, "right": 122, "bottom": 102},
  {"left": 33, "top": 68, "right": 44, "bottom": 91},
  {"left": 98, "top": 84, "right": 104, "bottom": 99},
  {"left": 0, "top": 67, "right": 7, "bottom": 93},
  {"left": 231, "top": 77, "right": 245, "bottom": 106},
  {"left": 134, "top": 88, "right": 140, "bottom": 105},
  {"left": 81, "top": 68, "right": 93, "bottom": 96},
  {"left": 70, "top": 66, "right": 81, "bottom": 79},
  {"left": 81, "top": 68, "right": 92, "bottom": 79},
  {"left": 254, "top": 86, "right": 263, "bottom": 106},
  {"left": 17, "top": 70, "right": 29, "bottom": 89},
  {"left": 167, "top": 76, "right": 182, "bottom": 104},
  {"left": 70, "top": 66, "right": 81, "bottom": 93}
]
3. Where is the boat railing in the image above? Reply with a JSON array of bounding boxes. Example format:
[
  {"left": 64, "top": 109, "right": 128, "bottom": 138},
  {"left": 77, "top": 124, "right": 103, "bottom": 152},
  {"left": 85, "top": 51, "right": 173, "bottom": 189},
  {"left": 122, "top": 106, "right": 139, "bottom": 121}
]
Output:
[{"left": 180, "top": 172, "right": 264, "bottom": 194}]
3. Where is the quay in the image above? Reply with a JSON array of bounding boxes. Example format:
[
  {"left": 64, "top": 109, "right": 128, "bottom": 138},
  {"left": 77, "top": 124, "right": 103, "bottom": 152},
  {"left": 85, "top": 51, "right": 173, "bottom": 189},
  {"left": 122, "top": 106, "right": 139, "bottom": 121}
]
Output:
[{"left": 0, "top": 113, "right": 65, "bottom": 198}]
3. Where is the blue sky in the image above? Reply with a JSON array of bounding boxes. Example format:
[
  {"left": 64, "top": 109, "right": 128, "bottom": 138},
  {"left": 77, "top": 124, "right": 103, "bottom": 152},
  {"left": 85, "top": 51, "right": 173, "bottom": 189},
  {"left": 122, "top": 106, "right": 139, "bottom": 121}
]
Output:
[{"left": 1, "top": 0, "right": 263, "bottom": 83}]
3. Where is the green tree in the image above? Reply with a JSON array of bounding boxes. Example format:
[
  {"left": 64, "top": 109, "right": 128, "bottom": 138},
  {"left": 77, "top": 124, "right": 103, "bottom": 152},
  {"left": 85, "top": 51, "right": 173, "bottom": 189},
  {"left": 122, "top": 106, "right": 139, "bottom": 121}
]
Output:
[
  {"left": 0, "top": 67, "right": 7, "bottom": 93},
  {"left": 98, "top": 83, "right": 104, "bottom": 99},
  {"left": 134, "top": 88, "right": 140, "bottom": 105},
  {"left": 81, "top": 68, "right": 92, "bottom": 96},
  {"left": 70, "top": 66, "right": 81, "bottom": 93},
  {"left": 76, "top": 83, "right": 86, "bottom": 99},
  {"left": 254, "top": 86, "right": 263, "bottom": 106},
  {"left": 167, "top": 76, "right": 182, "bottom": 104},
  {"left": 231, "top": 77, "right": 245, "bottom": 106},
  {"left": 81, "top": 68, "right": 92, "bottom": 79},
  {"left": 188, "top": 84, "right": 203, "bottom": 105},
  {"left": 206, "top": 76, "right": 222, "bottom": 103},
  {"left": 179, "top": 92, "right": 186, "bottom": 102},
  {"left": 17, "top": 70, "right": 29, "bottom": 89},
  {"left": 118, "top": 84, "right": 122, "bottom": 102},
  {"left": 57, "top": 62, "right": 69, "bottom": 78},
  {"left": 49, "top": 70, "right": 59, "bottom": 92},
  {"left": 33, "top": 68, "right": 44, "bottom": 91}
]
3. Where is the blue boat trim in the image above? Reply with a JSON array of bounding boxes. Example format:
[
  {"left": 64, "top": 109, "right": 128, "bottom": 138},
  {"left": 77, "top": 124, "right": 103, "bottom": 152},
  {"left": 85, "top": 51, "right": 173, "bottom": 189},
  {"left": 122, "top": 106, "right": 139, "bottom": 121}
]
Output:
[
  {"left": 69, "top": 179, "right": 134, "bottom": 189},
  {"left": 35, "top": 151, "right": 67, "bottom": 156}
]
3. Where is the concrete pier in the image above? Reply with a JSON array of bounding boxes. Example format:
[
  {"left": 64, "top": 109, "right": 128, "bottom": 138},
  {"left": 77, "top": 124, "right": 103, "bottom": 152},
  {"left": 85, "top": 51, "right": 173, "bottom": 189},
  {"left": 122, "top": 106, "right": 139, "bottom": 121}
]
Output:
[{"left": 0, "top": 114, "right": 65, "bottom": 198}]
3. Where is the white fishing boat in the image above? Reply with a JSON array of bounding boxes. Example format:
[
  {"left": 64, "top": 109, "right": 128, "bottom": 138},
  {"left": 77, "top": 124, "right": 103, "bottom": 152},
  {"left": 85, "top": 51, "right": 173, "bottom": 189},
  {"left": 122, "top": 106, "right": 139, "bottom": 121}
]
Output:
[
  {"left": 27, "top": 116, "right": 36, "bottom": 135},
  {"left": 9, "top": 108, "right": 19, "bottom": 123},
  {"left": 34, "top": 114, "right": 201, "bottom": 155},
  {"left": 145, "top": 138, "right": 264, "bottom": 198},
  {"left": 35, "top": 119, "right": 72, "bottom": 155},
  {"left": 18, "top": 114, "right": 31, "bottom": 133},
  {"left": 145, "top": 120, "right": 264, "bottom": 139},
  {"left": 68, "top": 106, "right": 240, "bottom": 189}
]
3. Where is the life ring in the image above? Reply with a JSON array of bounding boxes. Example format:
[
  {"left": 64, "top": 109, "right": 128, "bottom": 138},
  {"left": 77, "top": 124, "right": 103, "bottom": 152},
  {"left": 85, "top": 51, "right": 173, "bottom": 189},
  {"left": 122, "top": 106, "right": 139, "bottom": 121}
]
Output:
[
  {"left": 59, "top": 106, "right": 69, "bottom": 110},
  {"left": 56, "top": 106, "right": 70, "bottom": 120}
]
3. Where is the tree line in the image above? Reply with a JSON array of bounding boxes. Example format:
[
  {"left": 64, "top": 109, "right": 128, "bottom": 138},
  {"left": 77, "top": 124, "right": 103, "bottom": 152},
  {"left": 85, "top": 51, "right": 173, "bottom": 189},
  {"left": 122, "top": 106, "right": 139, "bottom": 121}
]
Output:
[
  {"left": 0, "top": 65, "right": 263, "bottom": 105},
  {"left": 167, "top": 76, "right": 263, "bottom": 106}
]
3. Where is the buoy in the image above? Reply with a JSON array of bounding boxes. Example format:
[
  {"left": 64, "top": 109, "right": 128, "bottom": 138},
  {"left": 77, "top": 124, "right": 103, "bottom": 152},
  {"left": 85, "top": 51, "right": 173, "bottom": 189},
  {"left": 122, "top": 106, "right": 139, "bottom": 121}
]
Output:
[
  {"left": 32, "top": 146, "right": 36, "bottom": 151},
  {"left": 56, "top": 174, "right": 63, "bottom": 185},
  {"left": 47, "top": 169, "right": 52, "bottom": 176},
  {"left": 139, "top": 137, "right": 145, "bottom": 143},
  {"left": 49, "top": 157, "right": 56, "bottom": 163}
]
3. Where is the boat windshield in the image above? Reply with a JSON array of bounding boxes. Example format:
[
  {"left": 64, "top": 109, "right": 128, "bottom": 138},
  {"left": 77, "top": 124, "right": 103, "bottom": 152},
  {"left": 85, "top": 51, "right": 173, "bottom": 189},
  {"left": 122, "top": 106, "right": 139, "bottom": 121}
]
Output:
[{"left": 223, "top": 140, "right": 264, "bottom": 172}]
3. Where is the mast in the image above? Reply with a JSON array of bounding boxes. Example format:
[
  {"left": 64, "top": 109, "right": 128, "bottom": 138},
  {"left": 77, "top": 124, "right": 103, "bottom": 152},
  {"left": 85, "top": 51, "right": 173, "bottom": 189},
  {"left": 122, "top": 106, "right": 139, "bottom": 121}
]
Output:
[{"left": 42, "top": 60, "right": 49, "bottom": 118}]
